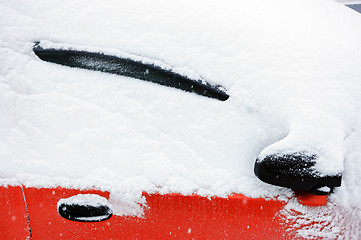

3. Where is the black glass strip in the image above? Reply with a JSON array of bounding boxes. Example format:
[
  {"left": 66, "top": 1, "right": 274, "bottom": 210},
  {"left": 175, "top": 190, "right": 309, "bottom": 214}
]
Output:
[
  {"left": 33, "top": 43, "right": 229, "bottom": 101},
  {"left": 346, "top": 4, "right": 361, "bottom": 14}
]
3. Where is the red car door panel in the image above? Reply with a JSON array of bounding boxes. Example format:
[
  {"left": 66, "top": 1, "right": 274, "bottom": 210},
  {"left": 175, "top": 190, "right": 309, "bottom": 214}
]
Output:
[
  {"left": 23, "top": 187, "right": 306, "bottom": 239},
  {"left": 0, "top": 186, "right": 31, "bottom": 239}
]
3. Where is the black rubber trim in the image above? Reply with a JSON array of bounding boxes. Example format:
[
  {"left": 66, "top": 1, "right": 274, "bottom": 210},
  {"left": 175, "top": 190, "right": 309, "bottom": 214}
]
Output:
[
  {"left": 20, "top": 186, "right": 32, "bottom": 240},
  {"left": 346, "top": 4, "right": 361, "bottom": 14},
  {"left": 33, "top": 43, "right": 229, "bottom": 101}
]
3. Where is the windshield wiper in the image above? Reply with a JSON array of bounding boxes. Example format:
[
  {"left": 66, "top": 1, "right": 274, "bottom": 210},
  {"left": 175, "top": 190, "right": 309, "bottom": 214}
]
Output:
[{"left": 33, "top": 43, "right": 229, "bottom": 101}]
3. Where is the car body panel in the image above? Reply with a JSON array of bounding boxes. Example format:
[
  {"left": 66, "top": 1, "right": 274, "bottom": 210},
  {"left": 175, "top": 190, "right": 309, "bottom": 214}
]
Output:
[
  {"left": 0, "top": 186, "right": 31, "bottom": 239},
  {"left": 21, "top": 186, "right": 326, "bottom": 239}
]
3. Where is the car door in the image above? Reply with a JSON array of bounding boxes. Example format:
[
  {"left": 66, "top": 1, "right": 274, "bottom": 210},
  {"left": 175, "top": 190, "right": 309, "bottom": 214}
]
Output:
[
  {"left": 20, "top": 185, "right": 330, "bottom": 239},
  {"left": 0, "top": 186, "right": 31, "bottom": 239}
]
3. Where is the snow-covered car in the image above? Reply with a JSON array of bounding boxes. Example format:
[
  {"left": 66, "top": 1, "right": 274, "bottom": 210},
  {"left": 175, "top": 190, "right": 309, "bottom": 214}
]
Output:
[{"left": 1, "top": 0, "right": 361, "bottom": 239}]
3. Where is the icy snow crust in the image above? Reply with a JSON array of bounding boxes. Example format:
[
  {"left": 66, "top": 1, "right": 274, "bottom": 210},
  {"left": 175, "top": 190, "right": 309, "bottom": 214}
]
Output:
[
  {"left": 1, "top": 0, "right": 361, "bottom": 237},
  {"left": 57, "top": 194, "right": 110, "bottom": 209}
]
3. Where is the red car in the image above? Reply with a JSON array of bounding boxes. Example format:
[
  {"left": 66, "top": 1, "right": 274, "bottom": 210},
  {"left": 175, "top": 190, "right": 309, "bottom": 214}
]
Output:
[{"left": 1, "top": 0, "right": 361, "bottom": 239}]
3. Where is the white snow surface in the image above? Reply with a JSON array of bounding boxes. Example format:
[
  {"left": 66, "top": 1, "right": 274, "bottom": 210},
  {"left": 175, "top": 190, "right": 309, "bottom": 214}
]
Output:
[
  {"left": 337, "top": 0, "right": 361, "bottom": 4},
  {"left": 57, "top": 194, "right": 110, "bottom": 209},
  {"left": 1, "top": 0, "right": 361, "bottom": 237}
]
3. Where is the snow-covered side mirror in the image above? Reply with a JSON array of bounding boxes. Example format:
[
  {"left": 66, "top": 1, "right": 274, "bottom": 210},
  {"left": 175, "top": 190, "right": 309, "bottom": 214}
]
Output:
[{"left": 58, "top": 194, "right": 113, "bottom": 222}]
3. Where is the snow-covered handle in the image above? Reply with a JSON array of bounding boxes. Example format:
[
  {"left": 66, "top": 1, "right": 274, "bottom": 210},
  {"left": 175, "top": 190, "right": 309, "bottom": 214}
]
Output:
[{"left": 57, "top": 194, "right": 113, "bottom": 222}]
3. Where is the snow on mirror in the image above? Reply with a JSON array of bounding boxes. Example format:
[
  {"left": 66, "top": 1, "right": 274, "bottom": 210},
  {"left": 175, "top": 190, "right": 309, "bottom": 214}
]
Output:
[
  {"left": 33, "top": 42, "right": 229, "bottom": 101},
  {"left": 57, "top": 194, "right": 113, "bottom": 222}
]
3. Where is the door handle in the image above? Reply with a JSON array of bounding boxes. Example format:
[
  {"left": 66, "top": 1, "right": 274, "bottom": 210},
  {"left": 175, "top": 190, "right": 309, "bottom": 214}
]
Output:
[{"left": 57, "top": 194, "right": 113, "bottom": 222}]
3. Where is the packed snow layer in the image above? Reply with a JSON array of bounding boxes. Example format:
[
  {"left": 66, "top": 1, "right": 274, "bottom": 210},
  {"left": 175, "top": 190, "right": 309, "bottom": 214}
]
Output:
[
  {"left": 1, "top": 0, "right": 361, "bottom": 237},
  {"left": 337, "top": 0, "right": 361, "bottom": 4},
  {"left": 57, "top": 194, "right": 111, "bottom": 209}
]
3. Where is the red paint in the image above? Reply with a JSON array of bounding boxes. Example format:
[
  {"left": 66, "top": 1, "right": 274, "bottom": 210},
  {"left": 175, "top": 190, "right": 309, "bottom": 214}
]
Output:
[
  {"left": 0, "top": 186, "right": 31, "bottom": 239},
  {"left": 23, "top": 187, "right": 297, "bottom": 239},
  {"left": 295, "top": 191, "right": 328, "bottom": 207}
]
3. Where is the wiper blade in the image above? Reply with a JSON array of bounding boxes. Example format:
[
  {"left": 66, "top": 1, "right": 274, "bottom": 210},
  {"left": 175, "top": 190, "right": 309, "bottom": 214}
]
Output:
[{"left": 33, "top": 43, "right": 229, "bottom": 101}]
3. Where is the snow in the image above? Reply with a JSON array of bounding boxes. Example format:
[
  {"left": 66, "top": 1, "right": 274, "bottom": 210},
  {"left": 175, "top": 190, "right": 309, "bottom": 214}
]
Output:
[
  {"left": 317, "top": 186, "right": 331, "bottom": 192},
  {"left": 1, "top": 0, "right": 361, "bottom": 238},
  {"left": 280, "top": 199, "right": 361, "bottom": 239},
  {"left": 57, "top": 194, "right": 111, "bottom": 209},
  {"left": 337, "top": 0, "right": 361, "bottom": 4}
]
